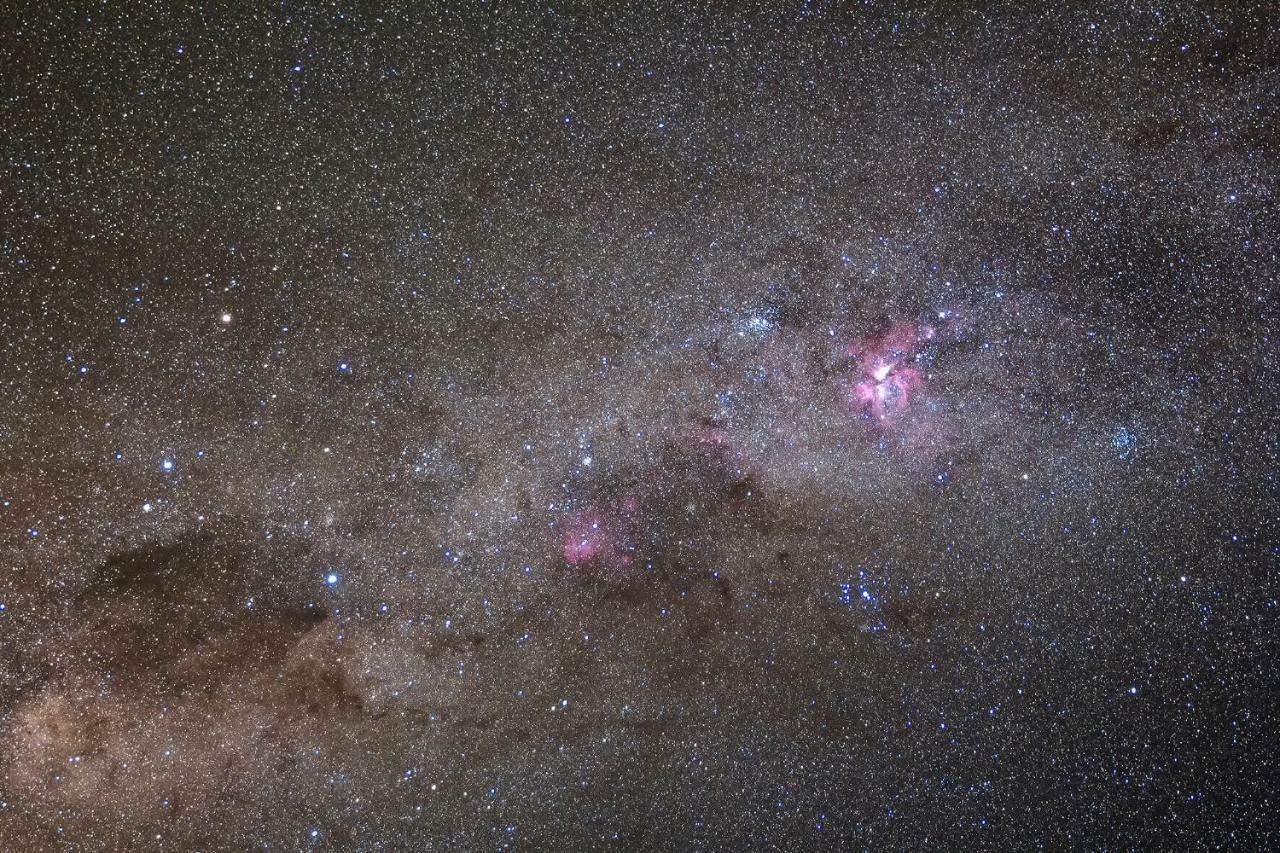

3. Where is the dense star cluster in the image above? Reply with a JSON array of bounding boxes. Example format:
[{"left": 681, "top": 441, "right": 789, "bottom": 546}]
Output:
[{"left": 2, "top": 2, "right": 1277, "bottom": 849}]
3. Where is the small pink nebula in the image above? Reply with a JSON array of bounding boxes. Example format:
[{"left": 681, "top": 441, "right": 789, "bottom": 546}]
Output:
[
  {"left": 562, "top": 508, "right": 632, "bottom": 568},
  {"left": 681, "top": 415, "right": 744, "bottom": 468},
  {"left": 697, "top": 422, "right": 732, "bottom": 453}
]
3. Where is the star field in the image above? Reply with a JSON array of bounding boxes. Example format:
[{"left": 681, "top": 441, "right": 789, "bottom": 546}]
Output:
[{"left": 1, "top": 2, "right": 1277, "bottom": 850}]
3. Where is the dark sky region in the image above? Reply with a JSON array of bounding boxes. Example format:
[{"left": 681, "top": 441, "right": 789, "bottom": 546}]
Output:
[{"left": 1, "top": 2, "right": 1277, "bottom": 850}]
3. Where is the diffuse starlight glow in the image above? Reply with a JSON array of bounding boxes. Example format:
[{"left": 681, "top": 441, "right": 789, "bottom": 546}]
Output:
[{"left": 0, "top": 3, "right": 1273, "bottom": 850}]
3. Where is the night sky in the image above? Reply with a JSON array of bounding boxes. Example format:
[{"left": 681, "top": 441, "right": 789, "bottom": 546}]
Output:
[{"left": 2, "top": 2, "right": 1278, "bottom": 850}]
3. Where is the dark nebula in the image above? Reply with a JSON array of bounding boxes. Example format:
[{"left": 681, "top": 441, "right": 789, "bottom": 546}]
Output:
[{"left": 1, "top": 2, "right": 1277, "bottom": 850}]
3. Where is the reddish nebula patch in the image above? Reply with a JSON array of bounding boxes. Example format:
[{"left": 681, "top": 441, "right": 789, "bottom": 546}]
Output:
[
  {"left": 694, "top": 419, "right": 734, "bottom": 460},
  {"left": 562, "top": 508, "right": 633, "bottom": 568},
  {"left": 852, "top": 364, "right": 924, "bottom": 419},
  {"left": 619, "top": 491, "right": 641, "bottom": 515},
  {"left": 845, "top": 321, "right": 930, "bottom": 420}
]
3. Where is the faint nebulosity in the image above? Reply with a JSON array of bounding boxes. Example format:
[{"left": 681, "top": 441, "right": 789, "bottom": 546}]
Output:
[{"left": 1, "top": 2, "right": 1277, "bottom": 850}]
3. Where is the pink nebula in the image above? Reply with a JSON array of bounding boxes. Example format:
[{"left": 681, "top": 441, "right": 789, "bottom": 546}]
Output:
[
  {"left": 844, "top": 322, "right": 929, "bottom": 420},
  {"left": 852, "top": 365, "right": 923, "bottom": 419},
  {"left": 562, "top": 508, "right": 633, "bottom": 568}
]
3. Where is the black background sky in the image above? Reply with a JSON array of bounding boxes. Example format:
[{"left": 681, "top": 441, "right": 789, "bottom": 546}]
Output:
[{"left": 1, "top": 2, "right": 1277, "bottom": 850}]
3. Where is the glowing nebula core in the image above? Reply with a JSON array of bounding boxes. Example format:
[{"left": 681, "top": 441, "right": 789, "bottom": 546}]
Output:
[{"left": 845, "top": 321, "right": 932, "bottom": 421}]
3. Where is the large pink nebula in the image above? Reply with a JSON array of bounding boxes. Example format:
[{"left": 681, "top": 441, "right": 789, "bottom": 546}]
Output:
[{"left": 845, "top": 321, "right": 931, "bottom": 421}]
